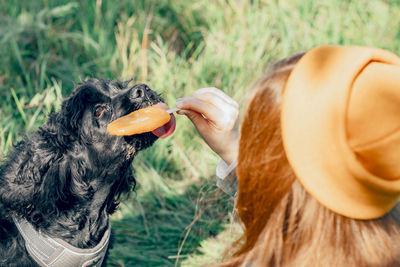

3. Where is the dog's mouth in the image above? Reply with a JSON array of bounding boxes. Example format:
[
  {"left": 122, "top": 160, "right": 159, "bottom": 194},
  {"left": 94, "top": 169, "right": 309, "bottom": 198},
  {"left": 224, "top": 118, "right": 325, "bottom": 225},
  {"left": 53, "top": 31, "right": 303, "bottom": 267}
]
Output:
[
  {"left": 113, "top": 102, "right": 176, "bottom": 139},
  {"left": 150, "top": 103, "right": 176, "bottom": 138}
]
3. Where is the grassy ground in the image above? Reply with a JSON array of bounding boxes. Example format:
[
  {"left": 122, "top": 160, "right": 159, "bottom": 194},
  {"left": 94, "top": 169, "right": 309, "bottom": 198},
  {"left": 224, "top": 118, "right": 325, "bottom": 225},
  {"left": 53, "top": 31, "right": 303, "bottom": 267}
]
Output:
[{"left": 1, "top": 0, "right": 400, "bottom": 266}]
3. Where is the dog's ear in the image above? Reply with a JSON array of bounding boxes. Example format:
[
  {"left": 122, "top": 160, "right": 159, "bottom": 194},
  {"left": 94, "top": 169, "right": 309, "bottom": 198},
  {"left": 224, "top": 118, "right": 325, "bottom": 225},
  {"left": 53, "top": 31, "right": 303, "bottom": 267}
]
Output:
[
  {"left": 20, "top": 156, "right": 94, "bottom": 224},
  {"left": 37, "top": 157, "right": 93, "bottom": 210},
  {"left": 57, "top": 90, "right": 85, "bottom": 141},
  {"left": 60, "top": 91, "right": 85, "bottom": 132},
  {"left": 105, "top": 165, "right": 136, "bottom": 214},
  {"left": 60, "top": 84, "right": 100, "bottom": 132},
  {"left": 0, "top": 151, "right": 92, "bottom": 221}
]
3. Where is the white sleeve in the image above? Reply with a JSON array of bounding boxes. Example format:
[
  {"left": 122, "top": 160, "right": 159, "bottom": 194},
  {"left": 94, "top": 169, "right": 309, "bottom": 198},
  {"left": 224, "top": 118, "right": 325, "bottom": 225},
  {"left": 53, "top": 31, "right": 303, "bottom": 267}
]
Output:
[
  {"left": 216, "top": 158, "right": 237, "bottom": 179},
  {"left": 216, "top": 158, "right": 238, "bottom": 197}
]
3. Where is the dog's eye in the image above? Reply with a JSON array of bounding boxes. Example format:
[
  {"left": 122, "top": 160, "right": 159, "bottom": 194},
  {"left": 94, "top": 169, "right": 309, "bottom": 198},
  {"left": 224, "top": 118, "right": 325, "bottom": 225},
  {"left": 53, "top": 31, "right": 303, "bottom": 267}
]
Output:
[{"left": 94, "top": 105, "right": 105, "bottom": 117}]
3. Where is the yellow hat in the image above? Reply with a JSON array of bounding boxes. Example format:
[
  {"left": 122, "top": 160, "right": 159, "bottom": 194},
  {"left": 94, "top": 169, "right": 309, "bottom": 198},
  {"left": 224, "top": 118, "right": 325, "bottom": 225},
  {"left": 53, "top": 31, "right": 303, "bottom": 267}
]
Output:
[{"left": 281, "top": 45, "right": 400, "bottom": 219}]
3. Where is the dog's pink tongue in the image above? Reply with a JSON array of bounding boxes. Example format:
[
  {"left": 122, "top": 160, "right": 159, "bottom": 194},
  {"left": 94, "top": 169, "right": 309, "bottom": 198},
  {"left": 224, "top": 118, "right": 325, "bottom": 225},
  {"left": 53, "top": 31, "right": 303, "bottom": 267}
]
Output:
[
  {"left": 151, "top": 103, "right": 176, "bottom": 138},
  {"left": 152, "top": 114, "right": 176, "bottom": 138}
]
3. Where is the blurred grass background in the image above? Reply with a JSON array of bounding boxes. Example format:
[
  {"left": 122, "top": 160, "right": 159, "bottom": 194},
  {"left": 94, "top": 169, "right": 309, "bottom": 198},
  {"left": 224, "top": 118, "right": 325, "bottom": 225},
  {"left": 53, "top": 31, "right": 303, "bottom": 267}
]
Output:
[{"left": 1, "top": 0, "right": 400, "bottom": 266}]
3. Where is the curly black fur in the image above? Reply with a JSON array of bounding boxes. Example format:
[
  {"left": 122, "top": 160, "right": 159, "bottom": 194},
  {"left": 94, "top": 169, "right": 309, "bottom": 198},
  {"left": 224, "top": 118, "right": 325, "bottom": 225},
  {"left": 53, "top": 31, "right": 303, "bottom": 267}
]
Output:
[{"left": 0, "top": 79, "right": 164, "bottom": 266}]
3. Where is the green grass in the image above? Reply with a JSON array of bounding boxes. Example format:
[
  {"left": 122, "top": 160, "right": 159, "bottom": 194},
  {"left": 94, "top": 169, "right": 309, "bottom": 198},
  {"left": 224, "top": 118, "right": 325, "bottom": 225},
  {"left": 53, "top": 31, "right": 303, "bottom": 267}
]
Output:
[{"left": 1, "top": 0, "right": 400, "bottom": 266}]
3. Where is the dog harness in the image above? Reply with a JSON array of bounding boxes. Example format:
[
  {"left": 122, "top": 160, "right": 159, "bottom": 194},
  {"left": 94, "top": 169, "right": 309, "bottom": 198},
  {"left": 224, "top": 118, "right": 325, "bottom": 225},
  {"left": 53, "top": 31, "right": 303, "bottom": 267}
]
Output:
[{"left": 12, "top": 216, "right": 110, "bottom": 267}]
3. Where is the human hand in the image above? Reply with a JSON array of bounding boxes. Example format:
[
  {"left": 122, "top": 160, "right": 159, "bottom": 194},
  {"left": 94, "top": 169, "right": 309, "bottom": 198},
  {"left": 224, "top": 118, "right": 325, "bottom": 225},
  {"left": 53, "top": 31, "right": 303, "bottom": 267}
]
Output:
[{"left": 176, "top": 87, "right": 239, "bottom": 165}]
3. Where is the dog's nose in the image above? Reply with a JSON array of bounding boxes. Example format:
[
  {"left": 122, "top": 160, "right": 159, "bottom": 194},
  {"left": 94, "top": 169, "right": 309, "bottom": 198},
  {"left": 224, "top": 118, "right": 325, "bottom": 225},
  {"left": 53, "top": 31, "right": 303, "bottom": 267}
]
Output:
[{"left": 130, "top": 84, "right": 149, "bottom": 100}]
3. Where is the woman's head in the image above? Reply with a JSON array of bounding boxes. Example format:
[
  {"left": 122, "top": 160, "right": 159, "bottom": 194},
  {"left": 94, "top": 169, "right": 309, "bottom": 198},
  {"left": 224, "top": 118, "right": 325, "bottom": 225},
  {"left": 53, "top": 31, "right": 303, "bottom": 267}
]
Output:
[{"left": 226, "top": 46, "right": 400, "bottom": 266}]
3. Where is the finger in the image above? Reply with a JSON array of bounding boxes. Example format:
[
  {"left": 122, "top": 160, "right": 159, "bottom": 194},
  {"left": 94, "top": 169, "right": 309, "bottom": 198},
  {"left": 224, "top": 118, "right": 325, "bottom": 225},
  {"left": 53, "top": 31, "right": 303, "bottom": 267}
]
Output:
[
  {"left": 190, "top": 93, "right": 236, "bottom": 116},
  {"left": 177, "top": 96, "right": 220, "bottom": 120},
  {"left": 178, "top": 109, "right": 213, "bottom": 134},
  {"left": 177, "top": 96, "right": 235, "bottom": 129},
  {"left": 192, "top": 87, "right": 239, "bottom": 108},
  {"left": 188, "top": 92, "right": 239, "bottom": 130},
  {"left": 192, "top": 87, "right": 238, "bottom": 107},
  {"left": 190, "top": 91, "right": 238, "bottom": 112}
]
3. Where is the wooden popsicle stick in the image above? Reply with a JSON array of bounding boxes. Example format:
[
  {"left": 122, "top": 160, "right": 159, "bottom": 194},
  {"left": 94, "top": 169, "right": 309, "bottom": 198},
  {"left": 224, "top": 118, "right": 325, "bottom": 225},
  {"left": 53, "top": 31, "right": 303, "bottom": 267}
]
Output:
[{"left": 167, "top": 107, "right": 180, "bottom": 114}]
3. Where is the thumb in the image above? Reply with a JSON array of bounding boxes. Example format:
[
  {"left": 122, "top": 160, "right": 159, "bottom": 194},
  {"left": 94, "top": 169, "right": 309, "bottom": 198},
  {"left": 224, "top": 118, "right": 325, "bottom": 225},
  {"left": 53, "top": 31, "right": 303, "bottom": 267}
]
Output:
[{"left": 179, "top": 110, "right": 210, "bottom": 134}]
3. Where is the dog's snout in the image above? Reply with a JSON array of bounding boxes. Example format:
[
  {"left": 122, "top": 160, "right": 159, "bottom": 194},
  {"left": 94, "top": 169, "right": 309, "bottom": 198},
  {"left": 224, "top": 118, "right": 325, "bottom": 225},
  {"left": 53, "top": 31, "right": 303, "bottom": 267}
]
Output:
[{"left": 130, "top": 84, "right": 149, "bottom": 100}]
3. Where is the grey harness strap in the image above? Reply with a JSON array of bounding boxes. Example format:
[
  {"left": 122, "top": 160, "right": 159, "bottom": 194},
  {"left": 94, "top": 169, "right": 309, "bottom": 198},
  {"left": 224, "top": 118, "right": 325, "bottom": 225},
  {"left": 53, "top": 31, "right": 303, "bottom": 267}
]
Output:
[{"left": 12, "top": 216, "right": 111, "bottom": 267}]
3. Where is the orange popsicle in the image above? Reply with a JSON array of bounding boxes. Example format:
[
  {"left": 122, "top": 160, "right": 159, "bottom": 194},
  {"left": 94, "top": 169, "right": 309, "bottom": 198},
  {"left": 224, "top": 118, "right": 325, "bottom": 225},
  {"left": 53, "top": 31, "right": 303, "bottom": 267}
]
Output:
[{"left": 107, "top": 106, "right": 171, "bottom": 136}]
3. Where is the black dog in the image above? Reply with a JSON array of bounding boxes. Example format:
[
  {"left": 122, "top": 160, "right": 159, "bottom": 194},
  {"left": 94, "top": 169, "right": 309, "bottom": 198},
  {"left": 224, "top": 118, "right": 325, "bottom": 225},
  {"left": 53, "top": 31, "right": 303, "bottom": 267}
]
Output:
[{"left": 0, "top": 79, "right": 170, "bottom": 266}]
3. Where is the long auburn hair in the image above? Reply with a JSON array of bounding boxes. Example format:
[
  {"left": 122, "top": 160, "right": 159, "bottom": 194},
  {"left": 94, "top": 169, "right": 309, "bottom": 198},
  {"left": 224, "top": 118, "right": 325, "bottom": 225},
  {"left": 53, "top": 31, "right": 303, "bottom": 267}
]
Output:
[{"left": 216, "top": 53, "right": 400, "bottom": 266}]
